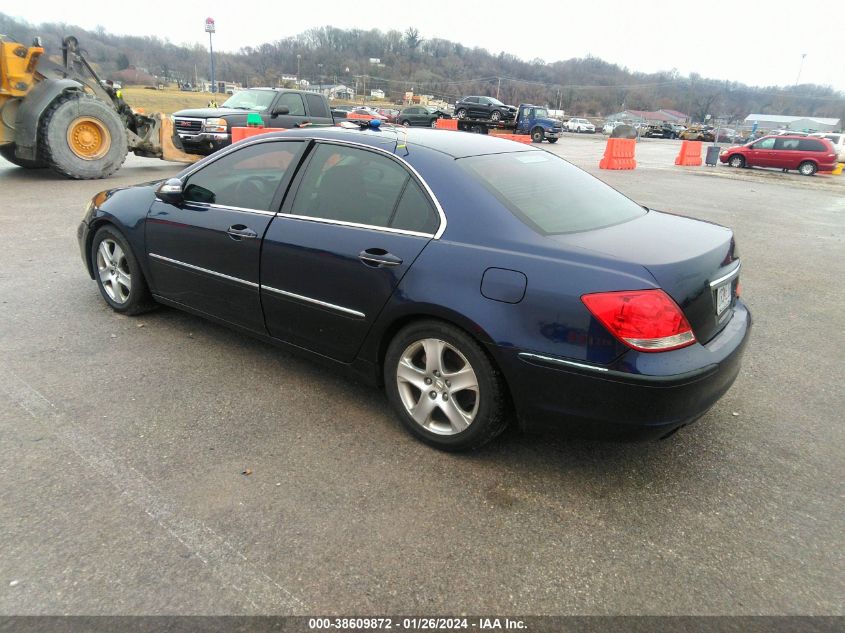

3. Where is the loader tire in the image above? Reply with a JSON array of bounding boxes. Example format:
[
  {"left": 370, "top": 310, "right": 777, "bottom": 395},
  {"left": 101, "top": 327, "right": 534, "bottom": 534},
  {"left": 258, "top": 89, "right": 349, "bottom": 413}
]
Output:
[
  {"left": 0, "top": 144, "right": 46, "bottom": 169},
  {"left": 39, "top": 92, "right": 128, "bottom": 179}
]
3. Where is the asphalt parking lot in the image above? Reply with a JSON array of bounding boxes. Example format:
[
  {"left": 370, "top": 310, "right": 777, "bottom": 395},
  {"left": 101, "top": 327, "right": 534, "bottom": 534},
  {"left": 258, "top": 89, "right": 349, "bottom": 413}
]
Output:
[{"left": 0, "top": 134, "right": 843, "bottom": 616}]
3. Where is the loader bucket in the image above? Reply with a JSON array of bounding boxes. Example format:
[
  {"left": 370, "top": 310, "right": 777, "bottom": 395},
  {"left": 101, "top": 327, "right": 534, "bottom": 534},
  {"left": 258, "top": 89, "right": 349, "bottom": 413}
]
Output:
[{"left": 129, "top": 112, "right": 201, "bottom": 164}]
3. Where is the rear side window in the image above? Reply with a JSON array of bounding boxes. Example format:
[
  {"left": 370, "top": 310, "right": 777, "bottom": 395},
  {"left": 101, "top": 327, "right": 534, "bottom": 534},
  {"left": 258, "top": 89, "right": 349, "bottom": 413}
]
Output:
[
  {"left": 798, "top": 139, "right": 826, "bottom": 151},
  {"left": 183, "top": 141, "right": 302, "bottom": 210},
  {"left": 459, "top": 151, "right": 646, "bottom": 235},
  {"left": 391, "top": 180, "right": 439, "bottom": 234},
  {"left": 775, "top": 138, "right": 800, "bottom": 150},
  {"left": 277, "top": 93, "right": 306, "bottom": 116},
  {"left": 304, "top": 94, "right": 329, "bottom": 118}
]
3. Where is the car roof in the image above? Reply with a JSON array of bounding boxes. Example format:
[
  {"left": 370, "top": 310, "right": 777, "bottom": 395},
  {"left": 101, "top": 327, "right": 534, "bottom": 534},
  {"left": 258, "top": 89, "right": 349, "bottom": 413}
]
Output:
[{"left": 263, "top": 126, "right": 538, "bottom": 159}]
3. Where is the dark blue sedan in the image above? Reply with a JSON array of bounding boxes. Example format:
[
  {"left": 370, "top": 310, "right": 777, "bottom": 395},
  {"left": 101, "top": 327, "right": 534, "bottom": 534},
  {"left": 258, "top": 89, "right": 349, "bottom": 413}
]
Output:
[{"left": 78, "top": 125, "right": 751, "bottom": 450}]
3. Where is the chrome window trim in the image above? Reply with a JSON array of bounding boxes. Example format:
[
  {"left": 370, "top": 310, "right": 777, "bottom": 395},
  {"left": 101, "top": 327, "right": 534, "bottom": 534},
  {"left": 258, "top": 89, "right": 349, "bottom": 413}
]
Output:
[
  {"left": 518, "top": 353, "right": 610, "bottom": 373},
  {"left": 709, "top": 261, "right": 741, "bottom": 288},
  {"left": 184, "top": 202, "right": 277, "bottom": 217},
  {"left": 148, "top": 253, "right": 258, "bottom": 288},
  {"left": 261, "top": 285, "right": 365, "bottom": 319},
  {"left": 178, "top": 135, "right": 448, "bottom": 239},
  {"left": 281, "top": 213, "right": 433, "bottom": 238}
]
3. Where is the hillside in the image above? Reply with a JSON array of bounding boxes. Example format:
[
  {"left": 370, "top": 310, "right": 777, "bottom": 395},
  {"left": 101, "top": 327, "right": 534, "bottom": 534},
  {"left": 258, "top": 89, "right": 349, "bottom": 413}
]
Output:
[{"left": 2, "top": 13, "right": 843, "bottom": 124}]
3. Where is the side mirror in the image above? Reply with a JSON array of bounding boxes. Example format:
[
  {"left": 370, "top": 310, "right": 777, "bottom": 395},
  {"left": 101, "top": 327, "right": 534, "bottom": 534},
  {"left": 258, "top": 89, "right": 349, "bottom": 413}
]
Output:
[
  {"left": 155, "top": 178, "right": 183, "bottom": 205},
  {"left": 271, "top": 105, "right": 290, "bottom": 117}
]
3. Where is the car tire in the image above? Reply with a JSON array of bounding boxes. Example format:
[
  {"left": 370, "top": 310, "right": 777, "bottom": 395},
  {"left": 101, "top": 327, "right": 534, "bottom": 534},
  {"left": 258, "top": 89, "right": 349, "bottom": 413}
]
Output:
[
  {"left": 490, "top": 110, "right": 502, "bottom": 122},
  {"left": 401, "top": 120, "right": 411, "bottom": 127},
  {"left": 728, "top": 155, "right": 745, "bottom": 168},
  {"left": 547, "top": 138, "right": 558, "bottom": 144},
  {"left": 430, "top": 119, "right": 438, "bottom": 128},
  {"left": 456, "top": 108, "right": 467, "bottom": 119},
  {"left": 531, "top": 127, "right": 545, "bottom": 143},
  {"left": 384, "top": 320, "right": 509, "bottom": 451},
  {"left": 798, "top": 161, "right": 817, "bottom": 176},
  {"left": 90, "top": 225, "right": 156, "bottom": 315}
]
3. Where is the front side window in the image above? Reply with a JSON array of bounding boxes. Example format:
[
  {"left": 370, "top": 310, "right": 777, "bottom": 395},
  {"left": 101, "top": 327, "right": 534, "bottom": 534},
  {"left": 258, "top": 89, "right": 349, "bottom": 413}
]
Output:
[
  {"left": 183, "top": 141, "right": 303, "bottom": 211},
  {"left": 459, "top": 151, "right": 646, "bottom": 235},
  {"left": 277, "top": 93, "right": 306, "bottom": 116},
  {"left": 755, "top": 138, "right": 776, "bottom": 149}
]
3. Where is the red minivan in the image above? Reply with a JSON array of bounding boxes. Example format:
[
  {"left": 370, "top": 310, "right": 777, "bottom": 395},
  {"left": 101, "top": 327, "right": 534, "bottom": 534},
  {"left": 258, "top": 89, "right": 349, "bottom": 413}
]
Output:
[{"left": 719, "top": 134, "right": 838, "bottom": 175}]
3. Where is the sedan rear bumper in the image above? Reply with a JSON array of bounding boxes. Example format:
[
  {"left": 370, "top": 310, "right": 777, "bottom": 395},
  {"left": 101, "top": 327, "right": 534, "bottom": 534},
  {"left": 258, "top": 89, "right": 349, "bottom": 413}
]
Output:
[{"left": 496, "top": 301, "right": 752, "bottom": 439}]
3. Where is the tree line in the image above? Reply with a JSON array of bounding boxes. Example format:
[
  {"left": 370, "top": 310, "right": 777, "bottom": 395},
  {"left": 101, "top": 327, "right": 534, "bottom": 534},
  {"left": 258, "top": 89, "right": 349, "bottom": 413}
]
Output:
[{"left": 2, "top": 13, "right": 843, "bottom": 125}]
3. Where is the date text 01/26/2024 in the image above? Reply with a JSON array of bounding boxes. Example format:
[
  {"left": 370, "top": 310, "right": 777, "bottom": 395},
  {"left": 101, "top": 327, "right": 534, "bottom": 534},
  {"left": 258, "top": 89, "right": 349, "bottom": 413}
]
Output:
[{"left": 308, "top": 617, "right": 527, "bottom": 630}]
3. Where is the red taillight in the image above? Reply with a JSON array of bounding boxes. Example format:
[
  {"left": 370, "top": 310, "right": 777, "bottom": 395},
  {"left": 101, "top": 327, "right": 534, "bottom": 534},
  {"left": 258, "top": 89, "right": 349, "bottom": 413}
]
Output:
[{"left": 581, "top": 289, "right": 696, "bottom": 352}]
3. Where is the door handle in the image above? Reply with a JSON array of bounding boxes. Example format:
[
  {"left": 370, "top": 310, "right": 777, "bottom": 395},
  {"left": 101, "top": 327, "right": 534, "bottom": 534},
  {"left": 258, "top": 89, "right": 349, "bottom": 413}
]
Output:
[
  {"left": 359, "top": 248, "right": 402, "bottom": 268},
  {"left": 227, "top": 224, "right": 257, "bottom": 240}
]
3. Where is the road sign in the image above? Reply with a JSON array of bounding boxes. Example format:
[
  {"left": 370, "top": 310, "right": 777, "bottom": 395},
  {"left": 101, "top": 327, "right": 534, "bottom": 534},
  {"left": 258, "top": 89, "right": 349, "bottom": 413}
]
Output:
[{"left": 205, "top": 18, "right": 216, "bottom": 33}]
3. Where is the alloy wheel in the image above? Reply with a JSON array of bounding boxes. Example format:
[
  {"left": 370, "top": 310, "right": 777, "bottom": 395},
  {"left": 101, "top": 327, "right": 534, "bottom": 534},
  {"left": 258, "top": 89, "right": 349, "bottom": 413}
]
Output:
[
  {"left": 96, "top": 238, "right": 131, "bottom": 304},
  {"left": 395, "top": 338, "right": 479, "bottom": 435}
]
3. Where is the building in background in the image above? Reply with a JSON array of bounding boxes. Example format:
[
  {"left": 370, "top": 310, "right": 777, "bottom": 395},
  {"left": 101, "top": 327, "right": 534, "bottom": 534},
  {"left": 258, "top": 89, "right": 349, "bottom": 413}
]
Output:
[
  {"left": 742, "top": 114, "right": 840, "bottom": 132},
  {"left": 369, "top": 89, "right": 385, "bottom": 99}
]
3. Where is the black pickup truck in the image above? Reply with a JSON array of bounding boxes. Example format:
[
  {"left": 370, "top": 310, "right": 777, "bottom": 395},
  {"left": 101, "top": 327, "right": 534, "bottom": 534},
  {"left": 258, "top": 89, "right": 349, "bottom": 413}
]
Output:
[{"left": 172, "top": 88, "right": 340, "bottom": 155}]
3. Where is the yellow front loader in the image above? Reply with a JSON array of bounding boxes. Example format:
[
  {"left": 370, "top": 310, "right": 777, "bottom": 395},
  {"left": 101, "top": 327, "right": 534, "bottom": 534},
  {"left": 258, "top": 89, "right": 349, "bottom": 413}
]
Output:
[{"left": 0, "top": 35, "right": 197, "bottom": 179}]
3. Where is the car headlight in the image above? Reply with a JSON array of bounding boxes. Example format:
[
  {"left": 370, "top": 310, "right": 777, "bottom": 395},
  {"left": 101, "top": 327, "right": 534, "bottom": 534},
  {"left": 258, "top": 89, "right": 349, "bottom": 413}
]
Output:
[{"left": 204, "top": 118, "right": 228, "bottom": 133}]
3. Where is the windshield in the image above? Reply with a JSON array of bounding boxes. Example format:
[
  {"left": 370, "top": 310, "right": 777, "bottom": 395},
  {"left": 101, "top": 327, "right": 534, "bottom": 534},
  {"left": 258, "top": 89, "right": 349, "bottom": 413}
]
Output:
[
  {"left": 488, "top": 97, "right": 505, "bottom": 106},
  {"left": 533, "top": 108, "right": 549, "bottom": 118},
  {"left": 458, "top": 151, "right": 646, "bottom": 235},
  {"left": 221, "top": 90, "right": 276, "bottom": 111}
]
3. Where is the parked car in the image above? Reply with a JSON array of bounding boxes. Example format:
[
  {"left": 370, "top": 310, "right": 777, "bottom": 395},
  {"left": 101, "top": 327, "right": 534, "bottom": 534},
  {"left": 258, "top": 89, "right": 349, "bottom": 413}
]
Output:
[
  {"left": 398, "top": 105, "right": 448, "bottom": 127},
  {"left": 809, "top": 132, "right": 845, "bottom": 162},
  {"left": 78, "top": 126, "right": 750, "bottom": 450},
  {"left": 602, "top": 121, "right": 624, "bottom": 135},
  {"left": 454, "top": 96, "right": 517, "bottom": 122},
  {"left": 719, "top": 134, "right": 837, "bottom": 175},
  {"left": 172, "top": 88, "right": 336, "bottom": 156},
  {"left": 566, "top": 118, "right": 595, "bottom": 133},
  {"left": 679, "top": 127, "right": 715, "bottom": 142},
  {"left": 771, "top": 129, "right": 808, "bottom": 136},
  {"left": 377, "top": 108, "right": 400, "bottom": 123}
]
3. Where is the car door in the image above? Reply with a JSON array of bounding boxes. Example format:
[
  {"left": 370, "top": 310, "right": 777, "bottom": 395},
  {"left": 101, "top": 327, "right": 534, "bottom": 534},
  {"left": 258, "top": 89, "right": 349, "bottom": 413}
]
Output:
[
  {"left": 260, "top": 141, "right": 443, "bottom": 362},
  {"left": 774, "top": 137, "right": 801, "bottom": 169},
  {"left": 517, "top": 106, "right": 532, "bottom": 133},
  {"left": 408, "top": 107, "right": 423, "bottom": 126},
  {"left": 477, "top": 97, "right": 492, "bottom": 119},
  {"left": 146, "top": 139, "right": 306, "bottom": 332},
  {"left": 748, "top": 137, "right": 776, "bottom": 167}
]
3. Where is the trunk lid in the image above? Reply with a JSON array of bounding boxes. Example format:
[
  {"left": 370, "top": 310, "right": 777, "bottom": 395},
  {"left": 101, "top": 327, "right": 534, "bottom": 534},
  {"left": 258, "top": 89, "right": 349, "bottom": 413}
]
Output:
[{"left": 553, "top": 210, "right": 740, "bottom": 344}]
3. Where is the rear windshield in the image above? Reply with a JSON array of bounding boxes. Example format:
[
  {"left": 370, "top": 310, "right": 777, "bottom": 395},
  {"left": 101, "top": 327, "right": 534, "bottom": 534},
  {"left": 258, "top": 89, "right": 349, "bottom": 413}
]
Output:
[{"left": 458, "top": 151, "right": 646, "bottom": 235}]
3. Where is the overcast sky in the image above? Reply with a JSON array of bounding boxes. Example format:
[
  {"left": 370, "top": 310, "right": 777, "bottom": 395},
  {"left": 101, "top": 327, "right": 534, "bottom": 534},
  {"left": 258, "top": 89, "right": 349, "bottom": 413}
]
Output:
[{"left": 6, "top": 0, "right": 845, "bottom": 91}]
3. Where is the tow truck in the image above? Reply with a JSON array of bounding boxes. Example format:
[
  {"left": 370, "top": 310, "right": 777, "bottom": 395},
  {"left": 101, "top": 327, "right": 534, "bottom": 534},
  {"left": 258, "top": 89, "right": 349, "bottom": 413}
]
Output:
[{"left": 457, "top": 104, "right": 563, "bottom": 143}]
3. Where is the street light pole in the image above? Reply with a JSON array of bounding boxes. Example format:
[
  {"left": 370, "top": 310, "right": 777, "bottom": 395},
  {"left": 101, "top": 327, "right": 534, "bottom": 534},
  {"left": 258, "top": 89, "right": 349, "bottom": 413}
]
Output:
[{"left": 297, "top": 54, "right": 301, "bottom": 84}]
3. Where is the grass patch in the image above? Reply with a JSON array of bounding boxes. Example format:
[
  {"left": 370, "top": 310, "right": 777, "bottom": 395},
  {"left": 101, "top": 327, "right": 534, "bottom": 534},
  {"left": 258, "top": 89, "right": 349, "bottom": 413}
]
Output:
[{"left": 122, "top": 87, "right": 213, "bottom": 114}]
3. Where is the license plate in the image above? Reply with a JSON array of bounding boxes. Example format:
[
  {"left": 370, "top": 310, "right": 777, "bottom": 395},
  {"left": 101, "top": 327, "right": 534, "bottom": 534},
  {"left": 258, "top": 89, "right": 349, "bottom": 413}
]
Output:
[{"left": 715, "top": 282, "right": 731, "bottom": 315}]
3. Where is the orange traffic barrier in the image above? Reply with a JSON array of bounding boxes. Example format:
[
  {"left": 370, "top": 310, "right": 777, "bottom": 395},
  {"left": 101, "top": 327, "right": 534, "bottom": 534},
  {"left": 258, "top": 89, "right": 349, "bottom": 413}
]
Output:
[
  {"left": 833, "top": 163, "right": 843, "bottom": 175},
  {"left": 489, "top": 132, "right": 532, "bottom": 144},
  {"left": 599, "top": 138, "right": 636, "bottom": 170},
  {"left": 347, "top": 111, "right": 376, "bottom": 120},
  {"left": 435, "top": 118, "right": 458, "bottom": 130},
  {"left": 231, "top": 127, "right": 273, "bottom": 143},
  {"left": 674, "top": 140, "right": 703, "bottom": 166}
]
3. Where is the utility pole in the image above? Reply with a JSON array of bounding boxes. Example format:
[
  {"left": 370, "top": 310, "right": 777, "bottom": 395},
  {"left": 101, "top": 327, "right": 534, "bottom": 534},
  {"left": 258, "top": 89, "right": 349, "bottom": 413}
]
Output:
[
  {"left": 296, "top": 54, "right": 301, "bottom": 84},
  {"left": 205, "top": 17, "right": 216, "bottom": 93},
  {"left": 496, "top": 76, "right": 501, "bottom": 100},
  {"left": 795, "top": 53, "right": 807, "bottom": 85}
]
